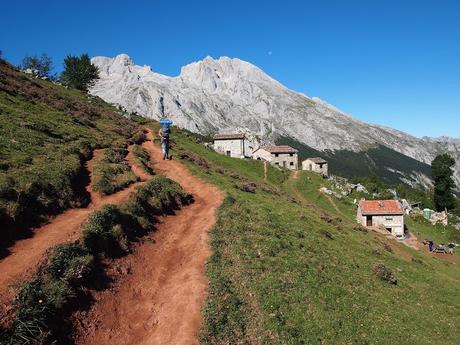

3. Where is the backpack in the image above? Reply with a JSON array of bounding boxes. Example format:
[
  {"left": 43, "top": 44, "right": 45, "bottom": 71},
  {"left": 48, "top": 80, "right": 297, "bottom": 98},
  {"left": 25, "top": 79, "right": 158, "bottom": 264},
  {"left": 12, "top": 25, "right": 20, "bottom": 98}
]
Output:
[{"left": 161, "top": 127, "right": 170, "bottom": 140}]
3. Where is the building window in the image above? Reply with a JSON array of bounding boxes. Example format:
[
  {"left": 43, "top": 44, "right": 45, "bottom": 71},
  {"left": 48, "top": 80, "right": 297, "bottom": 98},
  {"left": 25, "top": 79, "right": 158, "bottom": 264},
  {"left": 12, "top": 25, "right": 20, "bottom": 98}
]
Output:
[
  {"left": 290, "top": 153, "right": 293, "bottom": 157},
  {"left": 275, "top": 162, "right": 279, "bottom": 165},
  {"left": 290, "top": 162, "right": 294, "bottom": 166},
  {"left": 226, "top": 151, "right": 231, "bottom": 156},
  {"left": 274, "top": 153, "right": 279, "bottom": 157},
  {"left": 385, "top": 217, "right": 393, "bottom": 221}
]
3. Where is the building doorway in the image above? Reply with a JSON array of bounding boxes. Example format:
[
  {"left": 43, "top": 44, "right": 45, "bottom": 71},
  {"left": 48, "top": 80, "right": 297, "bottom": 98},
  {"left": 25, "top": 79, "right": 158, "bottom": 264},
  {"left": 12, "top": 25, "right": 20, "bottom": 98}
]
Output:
[
  {"left": 226, "top": 151, "right": 231, "bottom": 156},
  {"left": 366, "top": 216, "right": 372, "bottom": 226}
]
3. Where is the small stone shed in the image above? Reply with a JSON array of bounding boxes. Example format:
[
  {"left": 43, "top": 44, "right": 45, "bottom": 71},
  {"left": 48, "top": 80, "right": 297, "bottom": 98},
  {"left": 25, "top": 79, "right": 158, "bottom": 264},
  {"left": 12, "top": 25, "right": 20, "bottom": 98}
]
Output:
[
  {"left": 213, "top": 133, "right": 246, "bottom": 158},
  {"left": 253, "top": 146, "right": 298, "bottom": 170},
  {"left": 302, "top": 157, "right": 328, "bottom": 176},
  {"left": 357, "top": 200, "right": 405, "bottom": 238}
]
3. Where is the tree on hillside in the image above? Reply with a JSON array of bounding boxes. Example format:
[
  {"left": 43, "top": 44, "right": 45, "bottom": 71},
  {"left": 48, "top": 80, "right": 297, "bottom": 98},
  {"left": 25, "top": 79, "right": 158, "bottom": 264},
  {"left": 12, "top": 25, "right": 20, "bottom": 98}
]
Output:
[
  {"left": 431, "top": 154, "right": 456, "bottom": 211},
  {"left": 60, "top": 54, "right": 99, "bottom": 92},
  {"left": 20, "top": 53, "right": 53, "bottom": 78}
]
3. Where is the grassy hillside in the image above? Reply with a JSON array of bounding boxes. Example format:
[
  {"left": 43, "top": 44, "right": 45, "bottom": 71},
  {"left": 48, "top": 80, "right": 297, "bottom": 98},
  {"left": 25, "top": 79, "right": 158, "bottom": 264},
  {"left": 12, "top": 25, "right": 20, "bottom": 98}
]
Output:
[
  {"left": 149, "top": 124, "right": 460, "bottom": 345},
  {"left": 1, "top": 59, "right": 459, "bottom": 344},
  {"left": 0, "top": 60, "right": 142, "bottom": 248},
  {"left": 276, "top": 136, "right": 432, "bottom": 187}
]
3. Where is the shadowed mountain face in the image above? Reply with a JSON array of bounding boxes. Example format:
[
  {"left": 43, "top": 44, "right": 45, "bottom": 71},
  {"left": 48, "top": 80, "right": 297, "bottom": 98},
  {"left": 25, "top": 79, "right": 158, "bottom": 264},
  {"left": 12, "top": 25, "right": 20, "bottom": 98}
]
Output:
[{"left": 90, "top": 54, "right": 460, "bottom": 189}]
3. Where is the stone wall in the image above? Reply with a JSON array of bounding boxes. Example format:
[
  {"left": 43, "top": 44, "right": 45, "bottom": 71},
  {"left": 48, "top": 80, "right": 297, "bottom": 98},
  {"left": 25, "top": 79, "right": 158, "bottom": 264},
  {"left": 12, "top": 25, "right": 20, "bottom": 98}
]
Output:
[
  {"left": 214, "top": 139, "right": 245, "bottom": 158},
  {"left": 253, "top": 149, "right": 298, "bottom": 170}
]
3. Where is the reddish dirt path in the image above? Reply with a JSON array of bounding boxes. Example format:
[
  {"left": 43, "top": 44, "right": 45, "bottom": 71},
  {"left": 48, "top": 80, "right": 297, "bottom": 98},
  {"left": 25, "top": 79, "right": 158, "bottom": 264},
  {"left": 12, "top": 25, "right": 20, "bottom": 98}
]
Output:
[
  {"left": 0, "top": 148, "right": 147, "bottom": 316},
  {"left": 73, "top": 129, "right": 223, "bottom": 345}
]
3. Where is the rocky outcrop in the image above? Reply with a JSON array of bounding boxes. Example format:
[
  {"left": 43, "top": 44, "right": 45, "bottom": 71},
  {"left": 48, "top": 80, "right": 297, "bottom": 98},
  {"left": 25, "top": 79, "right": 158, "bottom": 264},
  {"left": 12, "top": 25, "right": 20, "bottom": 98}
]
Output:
[{"left": 90, "top": 54, "right": 460, "bottom": 189}]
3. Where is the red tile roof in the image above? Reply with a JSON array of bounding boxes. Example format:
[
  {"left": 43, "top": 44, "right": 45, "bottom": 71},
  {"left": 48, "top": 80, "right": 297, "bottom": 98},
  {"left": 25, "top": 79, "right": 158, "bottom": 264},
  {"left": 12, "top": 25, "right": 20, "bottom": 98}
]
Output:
[
  {"left": 256, "top": 145, "right": 298, "bottom": 154},
  {"left": 359, "top": 200, "right": 403, "bottom": 215},
  {"left": 213, "top": 133, "right": 245, "bottom": 140}
]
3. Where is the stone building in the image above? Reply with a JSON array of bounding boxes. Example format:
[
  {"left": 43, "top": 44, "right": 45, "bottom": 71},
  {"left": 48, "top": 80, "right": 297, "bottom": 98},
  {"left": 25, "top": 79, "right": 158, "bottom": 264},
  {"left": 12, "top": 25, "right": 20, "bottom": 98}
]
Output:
[
  {"left": 252, "top": 146, "right": 298, "bottom": 170},
  {"left": 213, "top": 133, "right": 246, "bottom": 158},
  {"left": 302, "top": 157, "right": 328, "bottom": 176},
  {"left": 357, "top": 200, "right": 405, "bottom": 238}
]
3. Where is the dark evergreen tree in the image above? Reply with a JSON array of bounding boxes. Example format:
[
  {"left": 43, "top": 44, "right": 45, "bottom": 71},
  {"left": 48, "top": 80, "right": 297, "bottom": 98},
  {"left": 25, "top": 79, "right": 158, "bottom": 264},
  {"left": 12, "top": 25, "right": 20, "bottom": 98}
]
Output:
[
  {"left": 20, "top": 53, "right": 53, "bottom": 78},
  {"left": 60, "top": 54, "right": 99, "bottom": 91},
  {"left": 431, "top": 154, "right": 456, "bottom": 211}
]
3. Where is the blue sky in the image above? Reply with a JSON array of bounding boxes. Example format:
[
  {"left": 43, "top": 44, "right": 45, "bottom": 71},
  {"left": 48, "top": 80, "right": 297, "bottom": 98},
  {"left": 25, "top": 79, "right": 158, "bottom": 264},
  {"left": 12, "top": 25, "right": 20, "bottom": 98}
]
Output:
[{"left": 1, "top": 0, "right": 459, "bottom": 138}]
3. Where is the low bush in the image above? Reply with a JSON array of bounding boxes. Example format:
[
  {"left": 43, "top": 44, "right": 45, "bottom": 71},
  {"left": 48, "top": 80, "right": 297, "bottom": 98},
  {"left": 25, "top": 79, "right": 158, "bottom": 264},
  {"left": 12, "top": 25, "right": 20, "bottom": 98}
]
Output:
[
  {"left": 82, "top": 204, "right": 126, "bottom": 256},
  {"left": 132, "top": 144, "right": 155, "bottom": 175},
  {"left": 4, "top": 242, "right": 94, "bottom": 344},
  {"left": 130, "top": 129, "right": 147, "bottom": 144},
  {"left": 234, "top": 182, "right": 257, "bottom": 193},
  {"left": 373, "top": 263, "right": 397, "bottom": 285},
  {"left": 46, "top": 243, "right": 94, "bottom": 284},
  {"left": 92, "top": 148, "right": 139, "bottom": 195}
]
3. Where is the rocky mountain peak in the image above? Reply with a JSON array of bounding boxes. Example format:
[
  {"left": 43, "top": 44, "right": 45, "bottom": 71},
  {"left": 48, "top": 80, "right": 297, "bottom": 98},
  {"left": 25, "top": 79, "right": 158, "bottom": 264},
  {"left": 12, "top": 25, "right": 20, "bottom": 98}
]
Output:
[{"left": 89, "top": 54, "right": 460, "bottom": 189}]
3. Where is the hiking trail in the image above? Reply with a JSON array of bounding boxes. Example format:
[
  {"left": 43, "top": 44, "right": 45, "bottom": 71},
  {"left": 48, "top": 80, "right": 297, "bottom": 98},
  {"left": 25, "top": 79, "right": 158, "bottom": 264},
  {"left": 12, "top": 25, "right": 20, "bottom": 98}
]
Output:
[
  {"left": 0, "top": 147, "right": 146, "bottom": 320},
  {"left": 263, "top": 161, "right": 268, "bottom": 181},
  {"left": 73, "top": 128, "right": 223, "bottom": 345}
]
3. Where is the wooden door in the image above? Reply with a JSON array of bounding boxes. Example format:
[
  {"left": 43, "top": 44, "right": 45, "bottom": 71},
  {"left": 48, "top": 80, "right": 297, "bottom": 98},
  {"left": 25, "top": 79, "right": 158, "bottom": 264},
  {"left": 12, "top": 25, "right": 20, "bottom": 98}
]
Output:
[{"left": 366, "top": 216, "right": 372, "bottom": 226}]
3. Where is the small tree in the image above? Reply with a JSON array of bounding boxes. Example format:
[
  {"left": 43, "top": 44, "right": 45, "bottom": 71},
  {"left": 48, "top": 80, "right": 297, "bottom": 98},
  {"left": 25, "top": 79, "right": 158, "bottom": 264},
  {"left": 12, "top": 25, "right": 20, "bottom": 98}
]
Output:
[
  {"left": 60, "top": 54, "right": 99, "bottom": 92},
  {"left": 431, "top": 154, "right": 456, "bottom": 211},
  {"left": 20, "top": 53, "right": 53, "bottom": 78}
]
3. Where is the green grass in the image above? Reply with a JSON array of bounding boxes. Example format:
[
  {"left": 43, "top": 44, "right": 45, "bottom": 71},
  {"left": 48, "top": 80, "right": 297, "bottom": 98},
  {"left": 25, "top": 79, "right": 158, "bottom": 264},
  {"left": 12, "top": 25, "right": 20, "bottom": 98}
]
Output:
[
  {"left": 0, "top": 60, "right": 142, "bottom": 242},
  {"left": 132, "top": 144, "right": 155, "bottom": 175},
  {"left": 406, "top": 214, "right": 460, "bottom": 245},
  {"left": 92, "top": 147, "right": 140, "bottom": 195},
  {"left": 143, "top": 122, "right": 460, "bottom": 345}
]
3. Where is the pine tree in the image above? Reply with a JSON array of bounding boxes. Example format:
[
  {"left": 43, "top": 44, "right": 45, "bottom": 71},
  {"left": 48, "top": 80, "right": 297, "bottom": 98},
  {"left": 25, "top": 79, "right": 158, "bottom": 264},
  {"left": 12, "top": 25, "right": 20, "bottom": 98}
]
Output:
[
  {"left": 60, "top": 54, "right": 99, "bottom": 92},
  {"left": 431, "top": 154, "right": 456, "bottom": 211}
]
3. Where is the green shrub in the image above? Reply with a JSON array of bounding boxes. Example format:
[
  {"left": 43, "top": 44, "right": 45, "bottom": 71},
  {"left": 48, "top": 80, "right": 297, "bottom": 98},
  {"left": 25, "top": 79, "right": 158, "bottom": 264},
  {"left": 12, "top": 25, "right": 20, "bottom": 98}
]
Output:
[
  {"left": 46, "top": 243, "right": 93, "bottom": 284},
  {"left": 102, "top": 147, "right": 128, "bottom": 164},
  {"left": 130, "top": 130, "right": 147, "bottom": 144},
  {"left": 82, "top": 204, "right": 125, "bottom": 256},
  {"left": 132, "top": 144, "right": 155, "bottom": 175},
  {"left": 92, "top": 148, "right": 140, "bottom": 195}
]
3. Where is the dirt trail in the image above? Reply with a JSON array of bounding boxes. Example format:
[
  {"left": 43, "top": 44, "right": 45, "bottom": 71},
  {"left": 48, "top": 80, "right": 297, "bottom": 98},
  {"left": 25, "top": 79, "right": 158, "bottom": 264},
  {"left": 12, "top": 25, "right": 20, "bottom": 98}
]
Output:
[
  {"left": 263, "top": 161, "right": 268, "bottom": 181},
  {"left": 73, "top": 129, "right": 223, "bottom": 345},
  {"left": 0, "top": 148, "right": 146, "bottom": 314},
  {"left": 323, "top": 191, "right": 346, "bottom": 217}
]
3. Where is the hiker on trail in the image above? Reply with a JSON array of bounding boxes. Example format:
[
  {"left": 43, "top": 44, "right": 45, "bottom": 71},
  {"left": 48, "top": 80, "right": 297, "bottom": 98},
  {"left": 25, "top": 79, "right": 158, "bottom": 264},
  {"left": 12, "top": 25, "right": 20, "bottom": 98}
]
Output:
[{"left": 159, "top": 124, "right": 171, "bottom": 160}]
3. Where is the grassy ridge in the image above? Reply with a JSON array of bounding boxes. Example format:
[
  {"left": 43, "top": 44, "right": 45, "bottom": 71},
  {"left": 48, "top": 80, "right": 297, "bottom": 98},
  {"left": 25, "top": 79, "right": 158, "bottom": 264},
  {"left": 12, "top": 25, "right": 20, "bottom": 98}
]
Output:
[
  {"left": 92, "top": 147, "right": 140, "bottom": 195},
  {"left": 0, "top": 176, "right": 192, "bottom": 344},
  {"left": 132, "top": 144, "right": 155, "bottom": 175},
  {"left": 156, "top": 124, "right": 460, "bottom": 345},
  {"left": 0, "top": 60, "right": 141, "bottom": 245}
]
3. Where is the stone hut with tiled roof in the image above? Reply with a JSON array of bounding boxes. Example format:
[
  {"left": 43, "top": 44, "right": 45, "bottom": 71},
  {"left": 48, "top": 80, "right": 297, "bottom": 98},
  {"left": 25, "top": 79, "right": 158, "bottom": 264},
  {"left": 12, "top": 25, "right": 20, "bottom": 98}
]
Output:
[
  {"left": 213, "top": 133, "right": 246, "bottom": 158},
  {"left": 252, "top": 146, "right": 298, "bottom": 170},
  {"left": 357, "top": 200, "right": 405, "bottom": 238},
  {"left": 302, "top": 157, "right": 328, "bottom": 176}
]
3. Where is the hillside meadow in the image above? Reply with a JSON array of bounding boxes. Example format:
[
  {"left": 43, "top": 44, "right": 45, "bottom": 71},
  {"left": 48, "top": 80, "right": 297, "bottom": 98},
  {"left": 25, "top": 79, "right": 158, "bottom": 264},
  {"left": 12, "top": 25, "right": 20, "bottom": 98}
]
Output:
[{"left": 143, "top": 122, "right": 460, "bottom": 345}]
